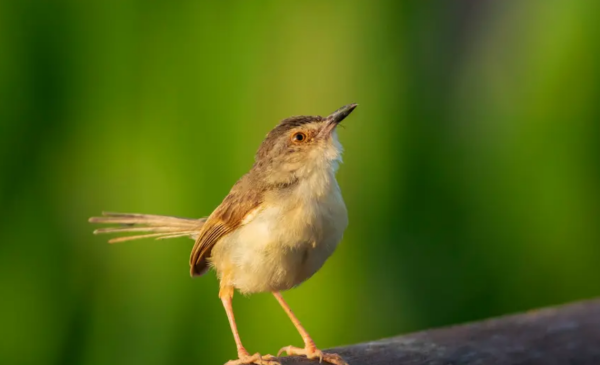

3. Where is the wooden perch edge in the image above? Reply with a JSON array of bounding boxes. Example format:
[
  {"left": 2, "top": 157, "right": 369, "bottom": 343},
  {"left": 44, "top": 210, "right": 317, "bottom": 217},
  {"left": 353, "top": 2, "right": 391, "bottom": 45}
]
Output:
[{"left": 278, "top": 298, "right": 600, "bottom": 365}]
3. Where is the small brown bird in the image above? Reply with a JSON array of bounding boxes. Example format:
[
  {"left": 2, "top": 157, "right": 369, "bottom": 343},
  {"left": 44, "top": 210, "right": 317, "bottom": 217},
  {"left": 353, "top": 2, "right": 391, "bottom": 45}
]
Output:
[{"left": 89, "top": 104, "right": 357, "bottom": 365}]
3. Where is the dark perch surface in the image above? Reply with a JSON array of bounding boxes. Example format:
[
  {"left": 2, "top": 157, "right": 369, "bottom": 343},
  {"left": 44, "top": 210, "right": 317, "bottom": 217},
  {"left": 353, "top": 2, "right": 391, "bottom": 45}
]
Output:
[{"left": 277, "top": 299, "right": 600, "bottom": 365}]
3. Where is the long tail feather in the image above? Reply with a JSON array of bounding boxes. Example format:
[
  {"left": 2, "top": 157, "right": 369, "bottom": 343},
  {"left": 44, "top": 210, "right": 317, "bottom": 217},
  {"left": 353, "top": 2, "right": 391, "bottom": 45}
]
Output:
[{"left": 89, "top": 212, "right": 206, "bottom": 244}]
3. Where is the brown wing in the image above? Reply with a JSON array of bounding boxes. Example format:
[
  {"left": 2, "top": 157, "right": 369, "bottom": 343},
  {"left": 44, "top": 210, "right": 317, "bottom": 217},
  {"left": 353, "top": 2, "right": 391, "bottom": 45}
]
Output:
[{"left": 189, "top": 178, "right": 263, "bottom": 277}]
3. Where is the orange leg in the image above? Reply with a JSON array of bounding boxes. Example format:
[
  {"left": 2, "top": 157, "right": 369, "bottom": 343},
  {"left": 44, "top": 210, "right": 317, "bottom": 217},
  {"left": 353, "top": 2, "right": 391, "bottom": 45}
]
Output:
[
  {"left": 273, "top": 292, "right": 347, "bottom": 365},
  {"left": 220, "top": 286, "right": 278, "bottom": 365}
]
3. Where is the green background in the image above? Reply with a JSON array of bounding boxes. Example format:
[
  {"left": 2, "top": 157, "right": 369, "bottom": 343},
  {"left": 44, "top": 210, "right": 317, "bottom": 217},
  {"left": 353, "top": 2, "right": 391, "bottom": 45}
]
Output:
[{"left": 1, "top": 1, "right": 599, "bottom": 364}]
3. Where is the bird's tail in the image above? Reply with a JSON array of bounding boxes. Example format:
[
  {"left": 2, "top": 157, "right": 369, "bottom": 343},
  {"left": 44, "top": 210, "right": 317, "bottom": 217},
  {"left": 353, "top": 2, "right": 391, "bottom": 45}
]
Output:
[{"left": 89, "top": 212, "right": 206, "bottom": 244}]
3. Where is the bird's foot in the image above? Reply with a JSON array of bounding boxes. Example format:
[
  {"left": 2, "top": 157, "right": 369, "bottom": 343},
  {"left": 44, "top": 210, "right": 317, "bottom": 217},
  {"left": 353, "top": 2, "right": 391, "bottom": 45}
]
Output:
[
  {"left": 278, "top": 345, "right": 348, "bottom": 365},
  {"left": 225, "top": 352, "right": 280, "bottom": 365}
]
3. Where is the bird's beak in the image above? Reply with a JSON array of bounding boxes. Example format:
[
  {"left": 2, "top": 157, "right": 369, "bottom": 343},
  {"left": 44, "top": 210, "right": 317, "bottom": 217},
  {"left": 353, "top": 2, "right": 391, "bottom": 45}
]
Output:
[
  {"left": 328, "top": 103, "right": 358, "bottom": 124},
  {"left": 320, "top": 104, "right": 358, "bottom": 136}
]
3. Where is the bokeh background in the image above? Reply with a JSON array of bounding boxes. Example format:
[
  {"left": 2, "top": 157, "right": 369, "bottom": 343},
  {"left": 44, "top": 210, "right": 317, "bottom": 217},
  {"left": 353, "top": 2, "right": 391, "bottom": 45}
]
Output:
[{"left": 1, "top": 1, "right": 600, "bottom": 364}]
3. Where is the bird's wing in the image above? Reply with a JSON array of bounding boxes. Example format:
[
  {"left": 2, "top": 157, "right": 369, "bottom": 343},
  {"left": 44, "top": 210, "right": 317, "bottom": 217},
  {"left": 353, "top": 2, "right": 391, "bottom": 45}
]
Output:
[{"left": 189, "top": 178, "right": 263, "bottom": 277}]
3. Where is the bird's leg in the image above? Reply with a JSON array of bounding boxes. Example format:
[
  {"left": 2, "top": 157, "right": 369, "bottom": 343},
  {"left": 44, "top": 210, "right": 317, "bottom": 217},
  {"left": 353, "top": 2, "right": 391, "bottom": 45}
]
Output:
[
  {"left": 220, "top": 286, "right": 279, "bottom": 365},
  {"left": 273, "top": 292, "right": 347, "bottom": 365}
]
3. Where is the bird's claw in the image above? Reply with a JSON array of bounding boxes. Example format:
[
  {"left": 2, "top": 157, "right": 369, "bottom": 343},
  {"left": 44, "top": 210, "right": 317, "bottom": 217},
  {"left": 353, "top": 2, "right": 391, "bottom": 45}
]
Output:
[
  {"left": 225, "top": 352, "right": 280, "bottom": 365},
  {"left": 277, "top": 345, "right": 348, "bottom": 365}
]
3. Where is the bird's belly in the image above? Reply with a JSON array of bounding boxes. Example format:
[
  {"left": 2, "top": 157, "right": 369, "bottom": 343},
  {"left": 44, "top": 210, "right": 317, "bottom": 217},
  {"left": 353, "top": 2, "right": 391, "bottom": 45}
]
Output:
[
  {"left": 231, "top": 234, "right": 337, "bottom": 294},
  {"left": 212, "top": 197, "right": 347, "bottom": 294}
]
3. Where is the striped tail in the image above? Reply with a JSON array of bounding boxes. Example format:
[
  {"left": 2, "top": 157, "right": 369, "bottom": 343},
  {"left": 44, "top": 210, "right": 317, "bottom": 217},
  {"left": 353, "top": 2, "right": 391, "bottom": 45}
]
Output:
[{"left": 89, "top": 212, "right": 206, "bottom": 244}]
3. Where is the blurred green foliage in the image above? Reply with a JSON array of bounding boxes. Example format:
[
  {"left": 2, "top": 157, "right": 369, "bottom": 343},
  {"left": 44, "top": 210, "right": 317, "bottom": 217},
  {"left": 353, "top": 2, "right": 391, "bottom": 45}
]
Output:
[{"left": 1, "top": 1, "right": 600, "bottom": 364}]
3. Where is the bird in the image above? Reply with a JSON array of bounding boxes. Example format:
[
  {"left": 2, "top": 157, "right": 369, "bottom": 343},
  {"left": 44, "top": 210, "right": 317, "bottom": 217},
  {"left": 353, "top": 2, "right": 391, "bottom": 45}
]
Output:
[{"left": 89, "top": 104, "right": 358, "bottom": 365}]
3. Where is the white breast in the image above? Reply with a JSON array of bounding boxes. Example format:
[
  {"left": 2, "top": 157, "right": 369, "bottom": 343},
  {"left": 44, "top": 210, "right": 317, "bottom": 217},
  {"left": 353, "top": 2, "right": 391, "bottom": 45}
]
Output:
[{"left": 211, "top": 173, "right": 348, "bottom": 294}]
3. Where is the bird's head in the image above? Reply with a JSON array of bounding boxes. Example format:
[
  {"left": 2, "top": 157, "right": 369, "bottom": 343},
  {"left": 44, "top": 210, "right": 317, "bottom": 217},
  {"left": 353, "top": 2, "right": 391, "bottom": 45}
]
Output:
[{"left": 253, "top": 104, "right": 357, "bottom": 186}]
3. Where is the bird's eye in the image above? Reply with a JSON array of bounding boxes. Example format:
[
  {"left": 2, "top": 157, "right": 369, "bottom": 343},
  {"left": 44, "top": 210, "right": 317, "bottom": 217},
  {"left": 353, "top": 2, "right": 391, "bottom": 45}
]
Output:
[{"left": 291, "top": 132, "right": 307, "bottom": 143}]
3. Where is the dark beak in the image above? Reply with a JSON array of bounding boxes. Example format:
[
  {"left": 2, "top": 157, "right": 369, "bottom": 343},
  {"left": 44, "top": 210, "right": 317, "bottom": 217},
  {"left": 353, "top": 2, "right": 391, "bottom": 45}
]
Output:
[
  {"left": 320, "top": 104, "right": 357, "bottom": 137},
  {"left": 327, "top": 103, "right": 358, "bottom": 125}
]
